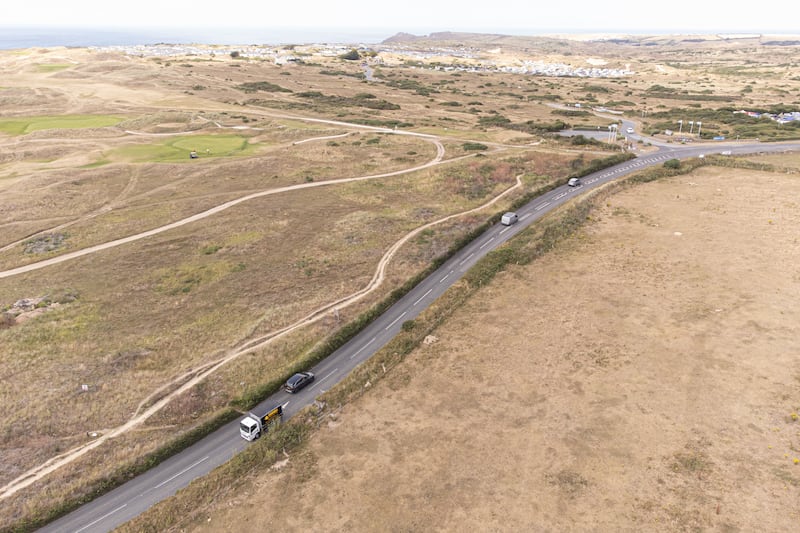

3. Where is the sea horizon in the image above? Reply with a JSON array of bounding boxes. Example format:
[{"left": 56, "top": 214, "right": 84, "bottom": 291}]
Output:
[
  {"left": 0, "top": 26, "right": 395, "bottom": 50},
  {"left": 1, "top": 25, "right": 797, "bottom": 50}
]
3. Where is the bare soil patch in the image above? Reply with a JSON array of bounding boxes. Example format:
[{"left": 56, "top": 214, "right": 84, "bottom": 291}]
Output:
[{"left": 195, "top": 164, "right": 800, "bottom": 532}]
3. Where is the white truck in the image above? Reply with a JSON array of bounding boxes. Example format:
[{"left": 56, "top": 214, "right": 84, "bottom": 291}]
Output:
[{"left": 239, "top": 404, "right": 283, "bottom": 441}]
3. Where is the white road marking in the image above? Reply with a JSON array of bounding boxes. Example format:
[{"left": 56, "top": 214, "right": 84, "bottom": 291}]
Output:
[
  {"left": 552, "top": 192, "right": 567, "bottom": 200},
  {"left": 309, "top": 369, "right": 338, "bottom": 390},
  {"left": 75, "top": 504, "right": 128, "bottom": 533},
  {"left": 386, "top": 311, "right": 408, "bottom": 330},
  {"left": 351, "top": 337, "right": 376, "bottom": 358},
  {"left": 413, "top": 288, "right": 433, "bottom": 306},
  {"left": 499, "top": 226, "right": 510, "bottom": 234},
  {"left": 479, "top": 237, "right": 495, "bottom": 249},
  {"left": 153, "top": 456, "right": 209, "bottom": 490},
  {"left": 439, "top": 272, "right": 451, "bottom": 283},
  {"left": 519, "top": 213, "right": 529, "bottom": 219},
  {"left": 535, "top": 202, "right": 550, "bottom": 211},
  {"left": 458, "top": 252, "right": 474, "bottom": 266}
]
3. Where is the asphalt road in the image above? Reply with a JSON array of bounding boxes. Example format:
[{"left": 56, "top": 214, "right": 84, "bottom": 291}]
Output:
[{"left": 39, "top": 139, "right": 800, "bottom": 532}]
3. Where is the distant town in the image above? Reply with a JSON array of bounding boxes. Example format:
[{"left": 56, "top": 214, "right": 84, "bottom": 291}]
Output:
[{"left": 91, "top": 42, "right": 633, "bottom": 78}]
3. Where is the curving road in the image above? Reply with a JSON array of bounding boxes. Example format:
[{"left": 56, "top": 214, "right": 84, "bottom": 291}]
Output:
[{"left": 38, "top": 139, "right": 800, "bottom": 532}]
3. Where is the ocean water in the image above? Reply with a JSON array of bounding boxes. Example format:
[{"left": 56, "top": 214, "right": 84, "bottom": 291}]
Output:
[{"left": 0, "top": 26, "right": 391, "bottom": 49}]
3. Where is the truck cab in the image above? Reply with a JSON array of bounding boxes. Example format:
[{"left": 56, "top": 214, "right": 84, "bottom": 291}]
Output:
[
  {"left": 240, "top": 405, "right": 283, "bottom": 441},
  {"left": 240, "top": 416, "right": 261, "bottom": 441}
]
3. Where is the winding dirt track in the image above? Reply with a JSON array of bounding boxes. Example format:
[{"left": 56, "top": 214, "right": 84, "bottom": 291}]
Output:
[{"left": 0, "top": 119, "right": 519, "bottom": 500}]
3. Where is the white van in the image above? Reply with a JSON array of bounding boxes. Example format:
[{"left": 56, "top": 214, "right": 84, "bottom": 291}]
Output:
[
  {"left": 501, "top": 212, "right": 518, "bottom": 226},
  {"left": 568, "top": 178, "right": 582, "bottom": 187}
]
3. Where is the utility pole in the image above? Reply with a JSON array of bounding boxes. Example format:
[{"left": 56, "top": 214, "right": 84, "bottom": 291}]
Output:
[
  {"left": 689, "top": 121, "right": 695, "bottom": 134},
  {"left": 696, "top": 121, "right": 702, "bottom": 137},
  {"left": 678, "top": 119, "right": 683, "bottom": 134}
]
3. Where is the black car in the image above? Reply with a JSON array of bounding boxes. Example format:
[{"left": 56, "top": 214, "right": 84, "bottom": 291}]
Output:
[{"left": 284, "top": 371, "right": 315, "bottom": 393}]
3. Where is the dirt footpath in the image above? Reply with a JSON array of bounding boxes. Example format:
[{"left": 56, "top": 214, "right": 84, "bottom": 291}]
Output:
[{"left": 199, "top": 166, "right": 800, "bottom": 532}]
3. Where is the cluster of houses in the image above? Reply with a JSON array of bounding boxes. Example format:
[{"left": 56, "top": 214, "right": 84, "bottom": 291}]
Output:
[
  {"left": 497, "top": 60, "right": 630, "bottom": 78},
  {"left": 417, "top": 61, "right": 631, "bottom": 78},
  {"left": 90, "top": 44, "right": 295, "bottom": 63},
  {"left": 735, "top": 109, "right": 800, "bottom": 124},
  {"left": 91, "top": 43, "right": 631, "bottom": 78},
  {"left": 372, "top": 45, "right": 631, "bottom": 78}
]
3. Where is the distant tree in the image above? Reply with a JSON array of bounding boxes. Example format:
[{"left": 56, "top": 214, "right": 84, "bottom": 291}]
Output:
[
  {"left": 341, "top": 49, "right": 361, "bottom": 61},
  {"left": 230, "top": 50, "right": 240, "bottom": 58},
  {"left": 664, "top": 159, "right": 681, "bottom": 169}
]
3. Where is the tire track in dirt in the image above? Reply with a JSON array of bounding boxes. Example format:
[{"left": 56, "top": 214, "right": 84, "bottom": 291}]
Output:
[
  {"left": 0, "top": 168, "right": 140, "bottom": 254},
  {"left": 0, "top": 134, "right": 449, "bottom": 279},
  {"left": 0, "top": 116, "right": 493, "bottom": 498},
  {"left": 0, "top": 171, "right": 523, "bottom": 500}
]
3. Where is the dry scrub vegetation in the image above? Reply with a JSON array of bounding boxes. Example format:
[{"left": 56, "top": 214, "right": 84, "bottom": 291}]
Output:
[
  {"left": 135, "top": 163, "right": 800, "bottom": 533},
  {"left": 0, "top": 42, "right": 598, "bottom": 529},
  {"left": 1, "top": 33, "right": 800, "bottom": 531}
]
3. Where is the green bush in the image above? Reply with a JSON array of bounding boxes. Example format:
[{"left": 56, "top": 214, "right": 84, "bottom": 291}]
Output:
[
  {"left": 236, "top": 81, "right": 292, "bottom": 93},
  {"left": 296, "top": 91, "right": 399, "bottom": 111},
  {"left": 401, "top": 320, "right": 416, "bottom": 332},
  {"left": 340, "top": 49, "right": 360, "bottom": 61},
  {"left": 478, "top": 114, "right": 512, "bottom": 127},
  {"left": 462, "top": 142, "right": 488, "bottom": 151}
]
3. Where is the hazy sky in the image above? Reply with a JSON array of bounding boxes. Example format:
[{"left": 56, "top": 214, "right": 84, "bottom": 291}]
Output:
[{"left": 2, "top": 0, "right": 795, "bottom": 33}]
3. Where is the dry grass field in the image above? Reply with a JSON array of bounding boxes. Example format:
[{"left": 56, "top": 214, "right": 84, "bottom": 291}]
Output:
[
  {"left": 168, "top": 163, "right": 800, "bottom": 533},
  {"left": 1, "top": 33, "right": 800, "bottom": 531},
  {"left": 0, "top": 39, "right": 587, "bottom": 528}
]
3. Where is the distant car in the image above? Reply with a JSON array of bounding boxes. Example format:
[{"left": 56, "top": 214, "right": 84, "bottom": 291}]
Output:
[
  {"left": 284, "top": 372, "right": 315, "bottom": 393},
  {"left": 500, "top": 212, "right": 518, "bottom": 226},
  {"left": 721, "top": 150, "right": 732, "bottom": 155},
  {"left": 568, "top": 177, "right": 582, "bottom": 187},
  {"left": 626, "top": 127, "right": 634, "bottom": 134}
]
